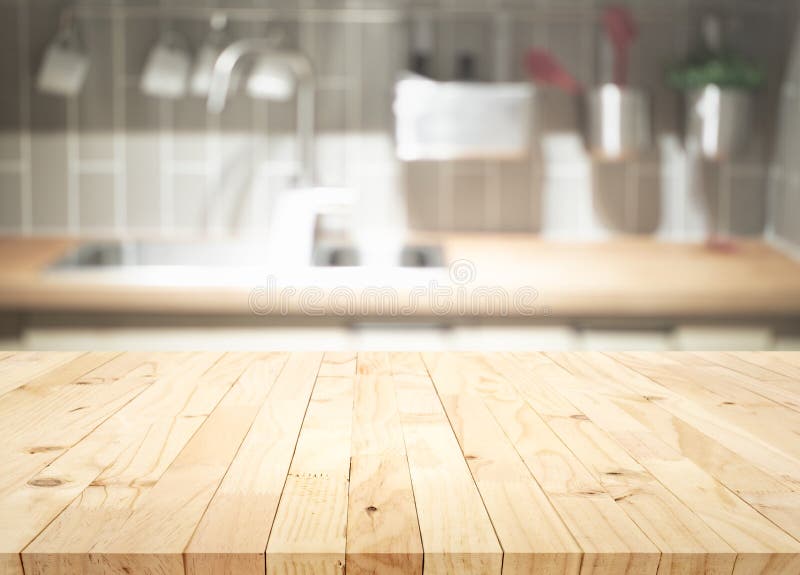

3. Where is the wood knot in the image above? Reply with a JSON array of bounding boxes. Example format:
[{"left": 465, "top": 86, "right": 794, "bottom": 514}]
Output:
[
  {"left": 643, "top": 395, "right": 665, "bottom": 402},
  {"left": 578, "top": 490, "right": 601, "bottom": 497},
  {"left": 570, "top": 414, "right": 589, "bottom": 421},
  {"left": 68, "top": 406, "right": 88, "bottom": 413},
  {"left": 28, "top": 477, "right": 64, "bottom": 488},
  {"left": 721, "top": 401, "right": 735, "bottom": 406},
  {"left": 464, "top": 455, "right": 478, "bottom": 460},
  {"left": 365, "top": 506, "right": 378, "bottom": 515},
  {"left": 614, "top": 494, "right": 632, "bottom": 502},
  {"left": 604, "top": 471, "right": 624, "bottom": 476},
  {"left": 27, "top": 446, "right": 62, "bottom": 454}
]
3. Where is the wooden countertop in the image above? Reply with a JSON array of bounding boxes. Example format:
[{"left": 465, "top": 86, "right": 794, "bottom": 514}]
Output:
[
  {"left": 2, "top": 351, "right": 800, "bottom": 574},
  {"left": 1, "top": 236, "right": 800, "bottom": 319}
]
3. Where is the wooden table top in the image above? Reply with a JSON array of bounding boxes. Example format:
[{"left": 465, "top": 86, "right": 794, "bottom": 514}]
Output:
[
  {"left": 2, "top": 351, "right": 800, "bottom": 575},
  {"left": 3, "top": 236, "right": 800, "bottom": 319}
]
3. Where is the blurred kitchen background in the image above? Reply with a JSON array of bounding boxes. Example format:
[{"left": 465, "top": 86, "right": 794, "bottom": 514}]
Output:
[{"left": 0, "top": 0, "right": 799, "bottom": 351}]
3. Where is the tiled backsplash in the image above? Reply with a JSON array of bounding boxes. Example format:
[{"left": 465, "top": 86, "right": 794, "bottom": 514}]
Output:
[
  {"left": 0, "top": 0, "right": 796, "bottom": 240},
  {"left": 770, "top": 14, "right": 800, "bottom": 255}
]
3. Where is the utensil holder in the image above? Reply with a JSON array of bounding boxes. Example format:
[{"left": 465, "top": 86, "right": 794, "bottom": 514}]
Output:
[
  {"left": 685, "top": 85, "right": 752, "bottom": 161},
  {"left": 585, "top": 84, "right": 651, "bottom": 160}
]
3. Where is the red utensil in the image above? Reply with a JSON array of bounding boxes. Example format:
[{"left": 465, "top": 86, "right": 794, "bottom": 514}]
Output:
[
  {"left": 525, "top": 49, "right": 582, "bottom": 94},
  {"left": 603, "top": 5, "right": 637, "bottom": 86}
]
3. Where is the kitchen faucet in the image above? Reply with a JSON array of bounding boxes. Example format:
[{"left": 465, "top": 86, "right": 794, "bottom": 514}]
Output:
[{"left": 207, "top": 38, "right": 315, "bottom": 187}]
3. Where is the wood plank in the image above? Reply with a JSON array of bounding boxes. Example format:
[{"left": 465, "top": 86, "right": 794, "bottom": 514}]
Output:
[
  {"left": 0, "top": 353, "right": 168, "bottom": 497},
  {"left": 693, "top": 352, "right": 796, "bottom": 381},
  {"left": 735, "top": 352, "right": 800, "bottom": 380},
  {"left": 389, "top": 352, "right": 502, "bottom": 575},
  {"left": 39, "top": 353, "right": 289, "bottom": 575},
  {"left": 266, "top": 354, "right": 354, "bottom": 575},
  {"left": 424, "top": 352, "right": 583, "bottom": 575},
  {"left": 0, "top": 351, "right": 120, "bottom": 455},
  {"left": 319, "top": 351, "right": 357, "bottom": 377},
  {"left": 604, "top": 352, "right": 800, "bottom": 490},
  {"left": 346, "top": 352, "right": 422, "bottom": 575},
  {"left": 0, "top": 353, "right": 146, "bottom": 575},
  {"left": 0, "top": 352, "right": 145, "bottom": 575},
  {"left": 685, "top": 353, "right": 800, "bottom": 414},
  {"left": 505, "top": 352, "right": 741, "bottom": 575},
  {"left": 0, "top": 553, "right": 23, "bottom": 575},
  {"left": 185, "top": 352, "right": 323, "bottom": 575},
  {"left": 774, "top": 352, "right": 800, "bottom": 369},
  {"left": 644, "top": 354, "right": 800, "bottom": 425},
  {"left": 0, "top": 352, "right": 206, "bottom": 572},
  {"left": 601, "top": 353, "right": 800, "bottom": 544},
  {"left": 0, "top": 352, "right": 84, "bottom": 397},
  {"left": 466, "top": 352, "right": 732, "bottom": 575},
  {"left": 608, "top": 354, "right": 797, "bottom": 492},
  {"left": 543, "top": 352, "right": 800, "bottom": 575},
  {"left": 15, "top": 352, "right": 230, "bottom": 575}
]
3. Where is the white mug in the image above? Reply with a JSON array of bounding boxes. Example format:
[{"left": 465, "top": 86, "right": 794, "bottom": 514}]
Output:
[
  {"left": 140, "top": 32, "right": 190, "bottom": 99},
  {"left": 247, "top": 55, "right": 295, "bottom": 102},
  {"left": 37, "top": 29, "right": 89, "bottom": 97}
]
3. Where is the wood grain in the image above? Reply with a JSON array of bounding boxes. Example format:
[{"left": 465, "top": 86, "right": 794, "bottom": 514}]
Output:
[
  {"left": 390, "top": 352, "right": 502, "bottom": 575},
  {"left": 0, "top": 352, "right": 86, "bottom": 397},
  {"left": 0, "top": 352, "right": 798, "bottom": 575},
  {"left": 19, "top": 352, "right": 229, "bottom": 575},
  {"left": 185, "top": 352, "right": 322, "bottom": 575},
  {"left": 544, "top": 352, "right": 800, "bottom": 574},
  {"left": 266, "top": 354, "right": 355, "bottom": 575},
  {"left": 0, "top": 353, "right": 158, "bottom": 498},
  {"left": 428, "top": 352, "right": 662, "bottom": 574},
  {"left": 81, "top": 353, "right": 288, "bottom": 575},
  {"left": 424, "top": 352, "right": 584, "bottom": 575},
  {"left": 347, "top": 352, "right": 422, "bottom": 575}
]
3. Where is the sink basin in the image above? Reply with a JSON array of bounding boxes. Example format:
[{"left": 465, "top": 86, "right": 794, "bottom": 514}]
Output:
[
  {"left": 49, "top": 240, "right": 445, "bottom": 270},
  {"left": 49, "top": 240, "right": 269, "bottom": 269},
  {"left": 44, "top": 238, "right": 449, "bottom": 291},
  {"left": 312, "top": 243, "right": 445, "bottom": 268}
]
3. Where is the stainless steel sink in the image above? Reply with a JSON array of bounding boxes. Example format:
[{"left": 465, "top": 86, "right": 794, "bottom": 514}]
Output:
[
  {"left": 312, "top": 243, "right": 444, "bottom": 268},
  {"left": 49, "top": 240, "right": 445, "bottom": 270},
  {"left": 49, "top": 240, "right": 269, "bottom": 269}
]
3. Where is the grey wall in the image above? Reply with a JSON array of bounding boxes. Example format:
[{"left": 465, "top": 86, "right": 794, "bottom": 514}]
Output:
[
  {"left": 770, "top": 14, "right": 800, "bottom": 254},
  {"left": 0, "top": 0, "right": 795, "bottom": 240}
]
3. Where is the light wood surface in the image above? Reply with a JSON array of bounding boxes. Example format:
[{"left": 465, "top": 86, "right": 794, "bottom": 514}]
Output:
[
  {"left": 2, "top": 351, "right": 800, "bottom": 574},
  {"left": 2, "top": 236, "right": 800, "bottom": 318}
]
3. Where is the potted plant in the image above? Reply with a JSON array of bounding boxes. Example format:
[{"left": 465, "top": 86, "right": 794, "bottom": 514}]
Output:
[{"left": 669, "top": 15, "right": 764, "bottom": 160}]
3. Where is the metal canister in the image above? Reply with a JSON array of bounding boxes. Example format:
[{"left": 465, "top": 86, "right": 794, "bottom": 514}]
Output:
[
  {"left": 585, "top": 84, "right": 651, "bottom": 160},
  {"left": 685, "top": 85, "right": 752, "bottom": 160}
]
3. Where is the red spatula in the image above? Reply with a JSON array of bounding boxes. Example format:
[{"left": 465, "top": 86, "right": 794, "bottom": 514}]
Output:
[
  {"left": 525, "top": 49, "right": 582, "bottom": 94},
  {"left": 603, "top": 5, "right": 637, "bottom": 86}
]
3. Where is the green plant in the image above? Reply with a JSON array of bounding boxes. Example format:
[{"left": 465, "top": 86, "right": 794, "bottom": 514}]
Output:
[{"left": 668, "top": 52, "right": 764, "bottom": 92}]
